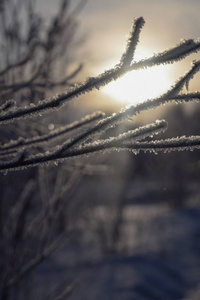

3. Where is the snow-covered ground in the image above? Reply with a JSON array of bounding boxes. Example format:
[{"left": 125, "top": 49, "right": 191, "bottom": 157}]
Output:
[{"left": 33, "top": 201, "right": 200, "bottom": 300}]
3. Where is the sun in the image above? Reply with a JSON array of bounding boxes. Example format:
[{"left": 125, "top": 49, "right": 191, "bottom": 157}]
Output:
[{"left": 102, "top": 48, "right": 173, "bottom": 105}]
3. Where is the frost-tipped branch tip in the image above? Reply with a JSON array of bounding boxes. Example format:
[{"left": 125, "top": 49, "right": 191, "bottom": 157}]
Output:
[
  {"left": 164, "top": 60, "right": 200, "bottom": 98},
  {"left": 120, "top": 17, "right": 145, "bottom": 67}
]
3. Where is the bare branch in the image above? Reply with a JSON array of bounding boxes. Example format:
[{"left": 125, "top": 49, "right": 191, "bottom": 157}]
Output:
[
  {"left": 4, "top": 231, "right": 72, "bottom": 289},
  {"left": 0, "top": 39, "right": 38, "bottom": 77},
  {"left": 0, "top": 64, "right": 83, "bottom": 93}
]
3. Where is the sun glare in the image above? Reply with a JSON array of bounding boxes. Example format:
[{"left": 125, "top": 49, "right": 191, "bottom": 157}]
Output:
[{"left": 102, "top": 48, "right": 173, "bottom": 105}]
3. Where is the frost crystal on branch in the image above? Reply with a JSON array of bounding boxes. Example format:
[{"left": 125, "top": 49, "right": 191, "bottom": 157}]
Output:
[
  {"left": 0, "top": 100, "right": 16, "bottom": 114},
  {"left": 1, "top": 16, "right": 200, "bottom": 172}
]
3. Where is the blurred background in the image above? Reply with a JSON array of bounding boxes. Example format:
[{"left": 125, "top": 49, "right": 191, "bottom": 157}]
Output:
[{"left": 1, "top": 0, "right": 200, "bottom": 299}]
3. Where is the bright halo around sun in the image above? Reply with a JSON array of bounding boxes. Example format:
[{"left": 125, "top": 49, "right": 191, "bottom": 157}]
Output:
[{"left": 102, "top": 48, "right": 173, "bottom": 105}]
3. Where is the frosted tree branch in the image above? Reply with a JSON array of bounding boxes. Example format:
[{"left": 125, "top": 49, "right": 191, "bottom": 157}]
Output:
[
  {"left": 122, "top": 136, "right": 200, "bottom": 153},
  {"left": 0, "top": 100, "right": 16, "bottom": 114},
  {"left": 1, "top": 16, "right": 200, "bottom": 172},
  {"left": 1, "top": 18, "right": 200, "bottom": 124},
  {"left": 164, "top": 60, "right": 200, "bottom": 97},
  {"left": 0, "top": 111, "right": 104, "bottom": 153},
  {"left": 73, "top": 120, "right": 168, "bottom": 152}
]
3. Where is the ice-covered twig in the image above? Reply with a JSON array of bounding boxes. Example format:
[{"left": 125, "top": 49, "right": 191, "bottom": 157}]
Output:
[
  {"left": 2, "top": 133, "right": 200, "bottom": 173},
  {"left": 75, "top": 120, "right": 168, "bottom": 152},
  {"left": 92, "top": 62, "right": 200, "bottom": 130},
  {"left": 0, "top": 100, "right": 16, "bottom": 114},
  {"left": 0, "top": 111, "right": 104, "bottom": 152},
  {"left": 168, "top": 92, "right": 200, "bottom": 101},
  {"left": 122, "top": 136, "right": 200, "bottom": 153},
  {"left": 61, "top": 135, "right": 200, "bottom": 156},
  {"left": 163, "top": 60, "right": 200, "bottom": 98},
  {"left": 0, "top": 120, "right": 167, "bottom": 171},
  {"left": 120, "top": 17, "right": 145, "bottom": 67}
]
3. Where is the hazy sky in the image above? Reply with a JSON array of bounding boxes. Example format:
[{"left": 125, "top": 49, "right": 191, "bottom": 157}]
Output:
[
  {"left": 86, "top": 1, "right": 200, "bottom": 70},
  {"left": 39, "top": 0, "right": 200, "bottom": 107},
  {"left": 39, "top": 0, "right": 200, "bottom": 65},
  {"left": 41, "top": 0, "right": 200, "bottom": 66}
]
